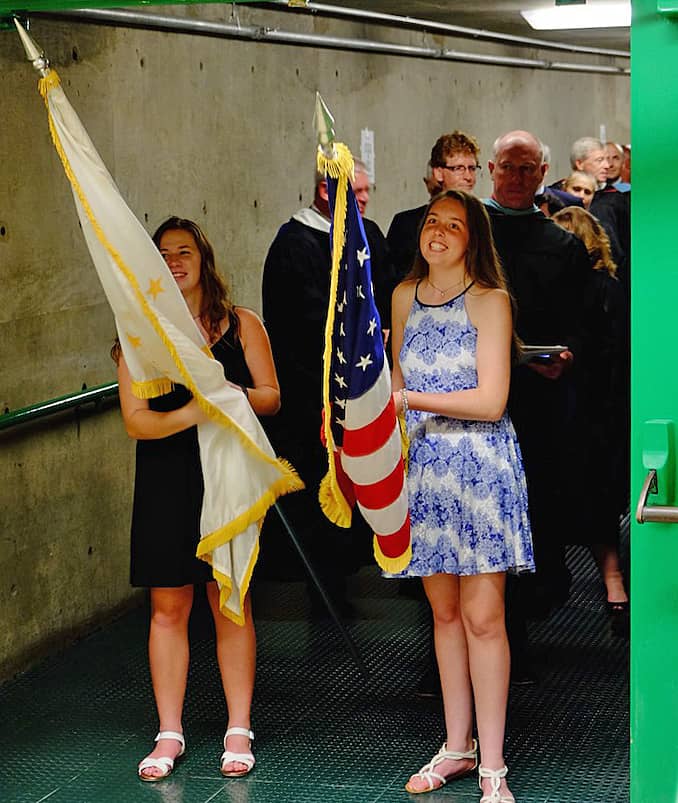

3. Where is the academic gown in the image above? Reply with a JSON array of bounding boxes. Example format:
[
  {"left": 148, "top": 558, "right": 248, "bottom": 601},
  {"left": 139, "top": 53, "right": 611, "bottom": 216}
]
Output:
[
  {"left": 590, "top": 188, "right": 630, "bottom": 294},
  {"left": 487, "top": 205, "right": 593, "bottom": 605},
  {"left": 574, "top": 267, "right": 629, "bottom": 544},
  {"left": 386, "top": 203, "right": 428, "bottom": 290}
]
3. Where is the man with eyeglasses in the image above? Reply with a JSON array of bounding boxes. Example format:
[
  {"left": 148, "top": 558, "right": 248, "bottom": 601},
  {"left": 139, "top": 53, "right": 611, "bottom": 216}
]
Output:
[
  {"left": 386, "top": 130, "right": 481, "bottom": 288},
  {"left": 486, "top": 130, "right": 592, "bottom": 683}
]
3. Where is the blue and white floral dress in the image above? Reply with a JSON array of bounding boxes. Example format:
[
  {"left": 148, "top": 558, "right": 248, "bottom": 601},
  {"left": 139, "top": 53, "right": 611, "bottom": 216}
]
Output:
[{"left": 395, "top": 283, "right": 534, "bottom": 578}]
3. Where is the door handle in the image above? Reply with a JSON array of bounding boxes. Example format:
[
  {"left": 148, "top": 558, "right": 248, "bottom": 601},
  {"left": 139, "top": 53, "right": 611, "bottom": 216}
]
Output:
[{"left": 636, "top": 469, "right": 678, "bottom": 523}]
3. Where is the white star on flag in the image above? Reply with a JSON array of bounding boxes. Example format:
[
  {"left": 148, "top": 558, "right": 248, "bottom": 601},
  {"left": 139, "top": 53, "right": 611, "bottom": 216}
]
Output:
[
  {"left": 337, "top": 348, "right": 347, "bottom": 365},
  {"left": 357, "top": 247, "right": 369, "bottom": 267},
  {"left": 356, "top": 354, "right": 374, "bottom": 371},
  {"left": 335, "top": 373, "right": 347, "bottom": 388},
  {"left": 356, "top": 285, "right": 365, "bottom": 300},
  {"left": 367, "top": 318, "right": 377, "bottom": 336}
]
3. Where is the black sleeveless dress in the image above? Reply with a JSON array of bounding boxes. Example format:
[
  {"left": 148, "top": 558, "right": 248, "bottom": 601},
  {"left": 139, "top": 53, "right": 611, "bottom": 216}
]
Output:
[{"left": 130, "top": 319, "right": 253, "bottom": 587}]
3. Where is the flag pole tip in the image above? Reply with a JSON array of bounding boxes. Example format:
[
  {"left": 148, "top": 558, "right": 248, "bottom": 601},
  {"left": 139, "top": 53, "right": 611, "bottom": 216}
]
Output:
[
  {"left": 314, "top": 92, "right": 336, "bottom": 159},
  {"left": 14, "top": 17, "right": 50, "bottom": 75}
]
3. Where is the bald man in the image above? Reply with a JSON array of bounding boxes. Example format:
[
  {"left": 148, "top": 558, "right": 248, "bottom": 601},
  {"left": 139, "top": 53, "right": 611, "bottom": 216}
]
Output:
[{"left": 486, "top": 130, "right": 592, "bottom": 679}]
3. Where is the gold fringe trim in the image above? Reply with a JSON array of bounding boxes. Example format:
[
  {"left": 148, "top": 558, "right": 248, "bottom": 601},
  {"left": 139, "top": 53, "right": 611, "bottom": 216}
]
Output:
[
  {"left": 38, "top": 70, "right": 60, "bottom": 96},
  {"left": 203, "top": 538, "right": 260, "bottom": 625},
  {"left": 39, "top": 71, "right": 303, "bottom": 623},
  {"left": 373, "top": 536, "right": 412, "bottom": 574},
  {"left": 196, "top": 467, "right": 304, "bottom": 556},
  {"left": 317, "top": 142, "right": 354, "bottom": 523},
  {"left": 131, "top": 377, "right": 174, "bottom": 399},
  {"left": 318, "top": 471, "right": 352, "bottom": 528}
]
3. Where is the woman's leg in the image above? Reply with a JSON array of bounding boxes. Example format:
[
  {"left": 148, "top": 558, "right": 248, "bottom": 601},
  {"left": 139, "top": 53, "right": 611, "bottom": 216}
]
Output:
[
  {"left": 206, "top": 583, "right": 256, "bottom": 773},
  {"left": 406, "top": 573, "right": 475, "bottom": 792},
  {"left": 461, "top": 572, "right": 513, "bottom": 801},
  {"left": 141, "top": 585, "right": 194, "bottom": 777},
  {"left": 592, "top": 543, "right": 628, "bottom": 604}
]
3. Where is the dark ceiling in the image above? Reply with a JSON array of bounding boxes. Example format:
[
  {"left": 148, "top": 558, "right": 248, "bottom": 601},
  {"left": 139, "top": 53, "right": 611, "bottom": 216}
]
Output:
[{"left": 317, "top": 0, "right": 630, "bottom": 52}]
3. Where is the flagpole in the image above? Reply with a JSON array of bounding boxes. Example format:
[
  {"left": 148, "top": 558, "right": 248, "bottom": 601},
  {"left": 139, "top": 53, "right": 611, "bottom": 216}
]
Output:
[
  {"left": 14, "top": 17, "right": 50, "bottom": 76},
  {"left": 272, "top": 503, "right": 368, "bottom": 678}
]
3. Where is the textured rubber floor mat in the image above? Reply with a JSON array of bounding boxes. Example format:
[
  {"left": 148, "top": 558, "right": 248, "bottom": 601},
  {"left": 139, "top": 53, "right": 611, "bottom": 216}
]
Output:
[{"left": 0, "top": 537, "right": 628, "bottom": 803}]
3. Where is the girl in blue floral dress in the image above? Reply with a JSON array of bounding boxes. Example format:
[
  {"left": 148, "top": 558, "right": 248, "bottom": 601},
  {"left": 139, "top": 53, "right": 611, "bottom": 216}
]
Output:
[{"left": 390, "top": 190, "right": 533, "bottom": 803}]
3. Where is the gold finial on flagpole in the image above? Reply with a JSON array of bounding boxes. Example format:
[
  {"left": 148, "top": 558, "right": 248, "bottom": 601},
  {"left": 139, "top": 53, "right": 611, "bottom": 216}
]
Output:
[
  {"left": 314, "top": 92, "right": 336, "bottom": 160},
  {"left": 14, "top": 17, "right": 50, "bottom": 77}
]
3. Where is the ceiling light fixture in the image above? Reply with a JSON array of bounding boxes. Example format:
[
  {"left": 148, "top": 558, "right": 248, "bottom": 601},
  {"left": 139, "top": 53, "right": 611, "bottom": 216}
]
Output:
[{"left": 521, "top": 1, "right": 631, "bottom": 30}]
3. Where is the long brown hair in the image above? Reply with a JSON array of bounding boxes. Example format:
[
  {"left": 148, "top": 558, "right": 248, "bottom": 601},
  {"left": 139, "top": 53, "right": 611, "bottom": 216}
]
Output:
[
  {"left": 153, "top": 216, "right": 236, "bottom": 341},
  {"left": 409, "top": 190, "right": 522, "bottom": 358},
  {"left": 410, "top": 190, "right": 506, "bottom": 291},
  {"left": 552, "top": 206, "right": 617, "bottom": 277}
]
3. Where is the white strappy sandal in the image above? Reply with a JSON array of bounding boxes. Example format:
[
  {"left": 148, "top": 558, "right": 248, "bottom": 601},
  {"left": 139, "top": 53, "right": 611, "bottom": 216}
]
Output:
[
  {"left": 220, "top": 727, "right": 255, "bottom": 778},
  {"left": 405, "top": 739, "right": 478, "bottom": 794},
  {"left": 479, "top": 764, "right": 515, "bottom": 803},
  {"left": 137, "top": 730, "right": 185, "bottom": 782}
]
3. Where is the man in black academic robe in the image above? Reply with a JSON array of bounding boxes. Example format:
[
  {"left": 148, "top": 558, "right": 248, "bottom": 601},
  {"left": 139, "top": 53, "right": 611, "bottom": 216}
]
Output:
[{"left": 487, "top": 130, "right": 592, "bottom": 679}]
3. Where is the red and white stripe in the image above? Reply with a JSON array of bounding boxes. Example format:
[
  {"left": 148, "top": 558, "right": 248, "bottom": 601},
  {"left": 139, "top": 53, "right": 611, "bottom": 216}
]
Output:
[{"left": 333, "top": 363, "right": 410, "bottom": 563}]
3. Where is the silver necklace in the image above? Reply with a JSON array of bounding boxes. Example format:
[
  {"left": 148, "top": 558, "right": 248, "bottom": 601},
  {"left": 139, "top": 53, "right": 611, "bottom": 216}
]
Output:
[{"left": 427, "top": 276, "right": 465, "bottom": 297}]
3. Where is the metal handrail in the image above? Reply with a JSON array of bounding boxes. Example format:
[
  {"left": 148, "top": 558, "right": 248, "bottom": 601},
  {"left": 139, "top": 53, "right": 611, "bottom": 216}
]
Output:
[{"left": 0, "top": 381, "right": 119, "bottom": 432}]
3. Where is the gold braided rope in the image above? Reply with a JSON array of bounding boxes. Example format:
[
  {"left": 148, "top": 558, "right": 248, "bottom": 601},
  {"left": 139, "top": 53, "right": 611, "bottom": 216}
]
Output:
[{"left": 317, "top": 143, "right": 355, "bottom": 527}]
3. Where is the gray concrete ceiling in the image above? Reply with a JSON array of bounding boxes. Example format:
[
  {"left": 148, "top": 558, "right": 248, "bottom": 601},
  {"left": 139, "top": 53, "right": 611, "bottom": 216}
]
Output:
[{"left": 317, "top": 1, "right": 630, "bottom": 52}]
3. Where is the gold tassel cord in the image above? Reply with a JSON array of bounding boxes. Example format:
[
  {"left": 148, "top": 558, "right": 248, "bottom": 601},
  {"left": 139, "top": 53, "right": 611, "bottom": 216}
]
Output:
[{"left": 317, "top": 142, "right": 355, "bottom": 528}]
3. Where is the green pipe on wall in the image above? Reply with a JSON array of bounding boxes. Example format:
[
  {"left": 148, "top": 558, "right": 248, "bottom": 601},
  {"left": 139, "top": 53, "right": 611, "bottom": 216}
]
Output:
[
  {"left": 1, "top": 0, "right": 268, "bottom": 26},
  {"left": 0, "top": 382, "right": 119, "bottom": 432}
]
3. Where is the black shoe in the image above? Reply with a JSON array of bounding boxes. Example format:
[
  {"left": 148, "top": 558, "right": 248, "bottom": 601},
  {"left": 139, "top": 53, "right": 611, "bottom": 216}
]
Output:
[
  {"left": 510, "top": 655, "right": 538, "bottom": 686},
  {"left": 414, "top": 663, "right": 441, "bottom": 698},
  {"left": 607, "top": 600, "right": 630, "bottom": 638}
]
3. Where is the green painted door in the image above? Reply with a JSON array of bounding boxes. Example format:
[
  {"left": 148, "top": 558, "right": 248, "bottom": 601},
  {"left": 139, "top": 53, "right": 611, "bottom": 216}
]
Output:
[{"left": 631, "top": 2, "right": 678, "bottom": 800}]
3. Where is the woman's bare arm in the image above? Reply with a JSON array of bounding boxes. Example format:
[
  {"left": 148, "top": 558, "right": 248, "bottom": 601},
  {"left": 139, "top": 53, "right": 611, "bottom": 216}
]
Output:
[{"left": 393, "top": 287, "right": 512, "bottom": 422}]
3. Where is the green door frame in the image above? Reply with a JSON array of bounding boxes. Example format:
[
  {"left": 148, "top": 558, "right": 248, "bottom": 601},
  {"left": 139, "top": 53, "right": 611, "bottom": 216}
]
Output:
[{"left": 631, "top": 2, "right": 678, "bottom": 800}]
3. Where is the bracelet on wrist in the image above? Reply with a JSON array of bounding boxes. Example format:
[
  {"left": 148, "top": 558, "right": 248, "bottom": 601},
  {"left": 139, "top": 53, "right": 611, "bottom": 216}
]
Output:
[{"left": 400, "top": 387, "right": 409, "bottom": 414}]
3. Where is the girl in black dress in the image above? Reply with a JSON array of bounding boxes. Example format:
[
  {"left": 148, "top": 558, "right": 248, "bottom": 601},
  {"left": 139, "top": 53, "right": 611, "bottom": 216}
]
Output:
[{"left": 115, "top": 217, "right": 280, "bottom": 782}]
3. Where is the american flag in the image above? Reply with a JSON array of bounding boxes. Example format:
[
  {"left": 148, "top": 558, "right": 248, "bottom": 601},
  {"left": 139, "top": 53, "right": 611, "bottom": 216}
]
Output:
[{"left": 320, "top": 164, "right": 411, "bottom": 573}]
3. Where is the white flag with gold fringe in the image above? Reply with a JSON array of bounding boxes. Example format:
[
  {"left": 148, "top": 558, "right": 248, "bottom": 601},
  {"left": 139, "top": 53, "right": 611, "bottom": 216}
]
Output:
[{"left": 19, "top": 25, "right": 302, "bottom": 625}]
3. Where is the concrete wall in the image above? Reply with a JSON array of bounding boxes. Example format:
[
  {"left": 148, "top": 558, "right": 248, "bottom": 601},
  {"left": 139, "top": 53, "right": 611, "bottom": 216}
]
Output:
[{"left": 0, "top": 3, "right": 630, "bottom": 679}]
